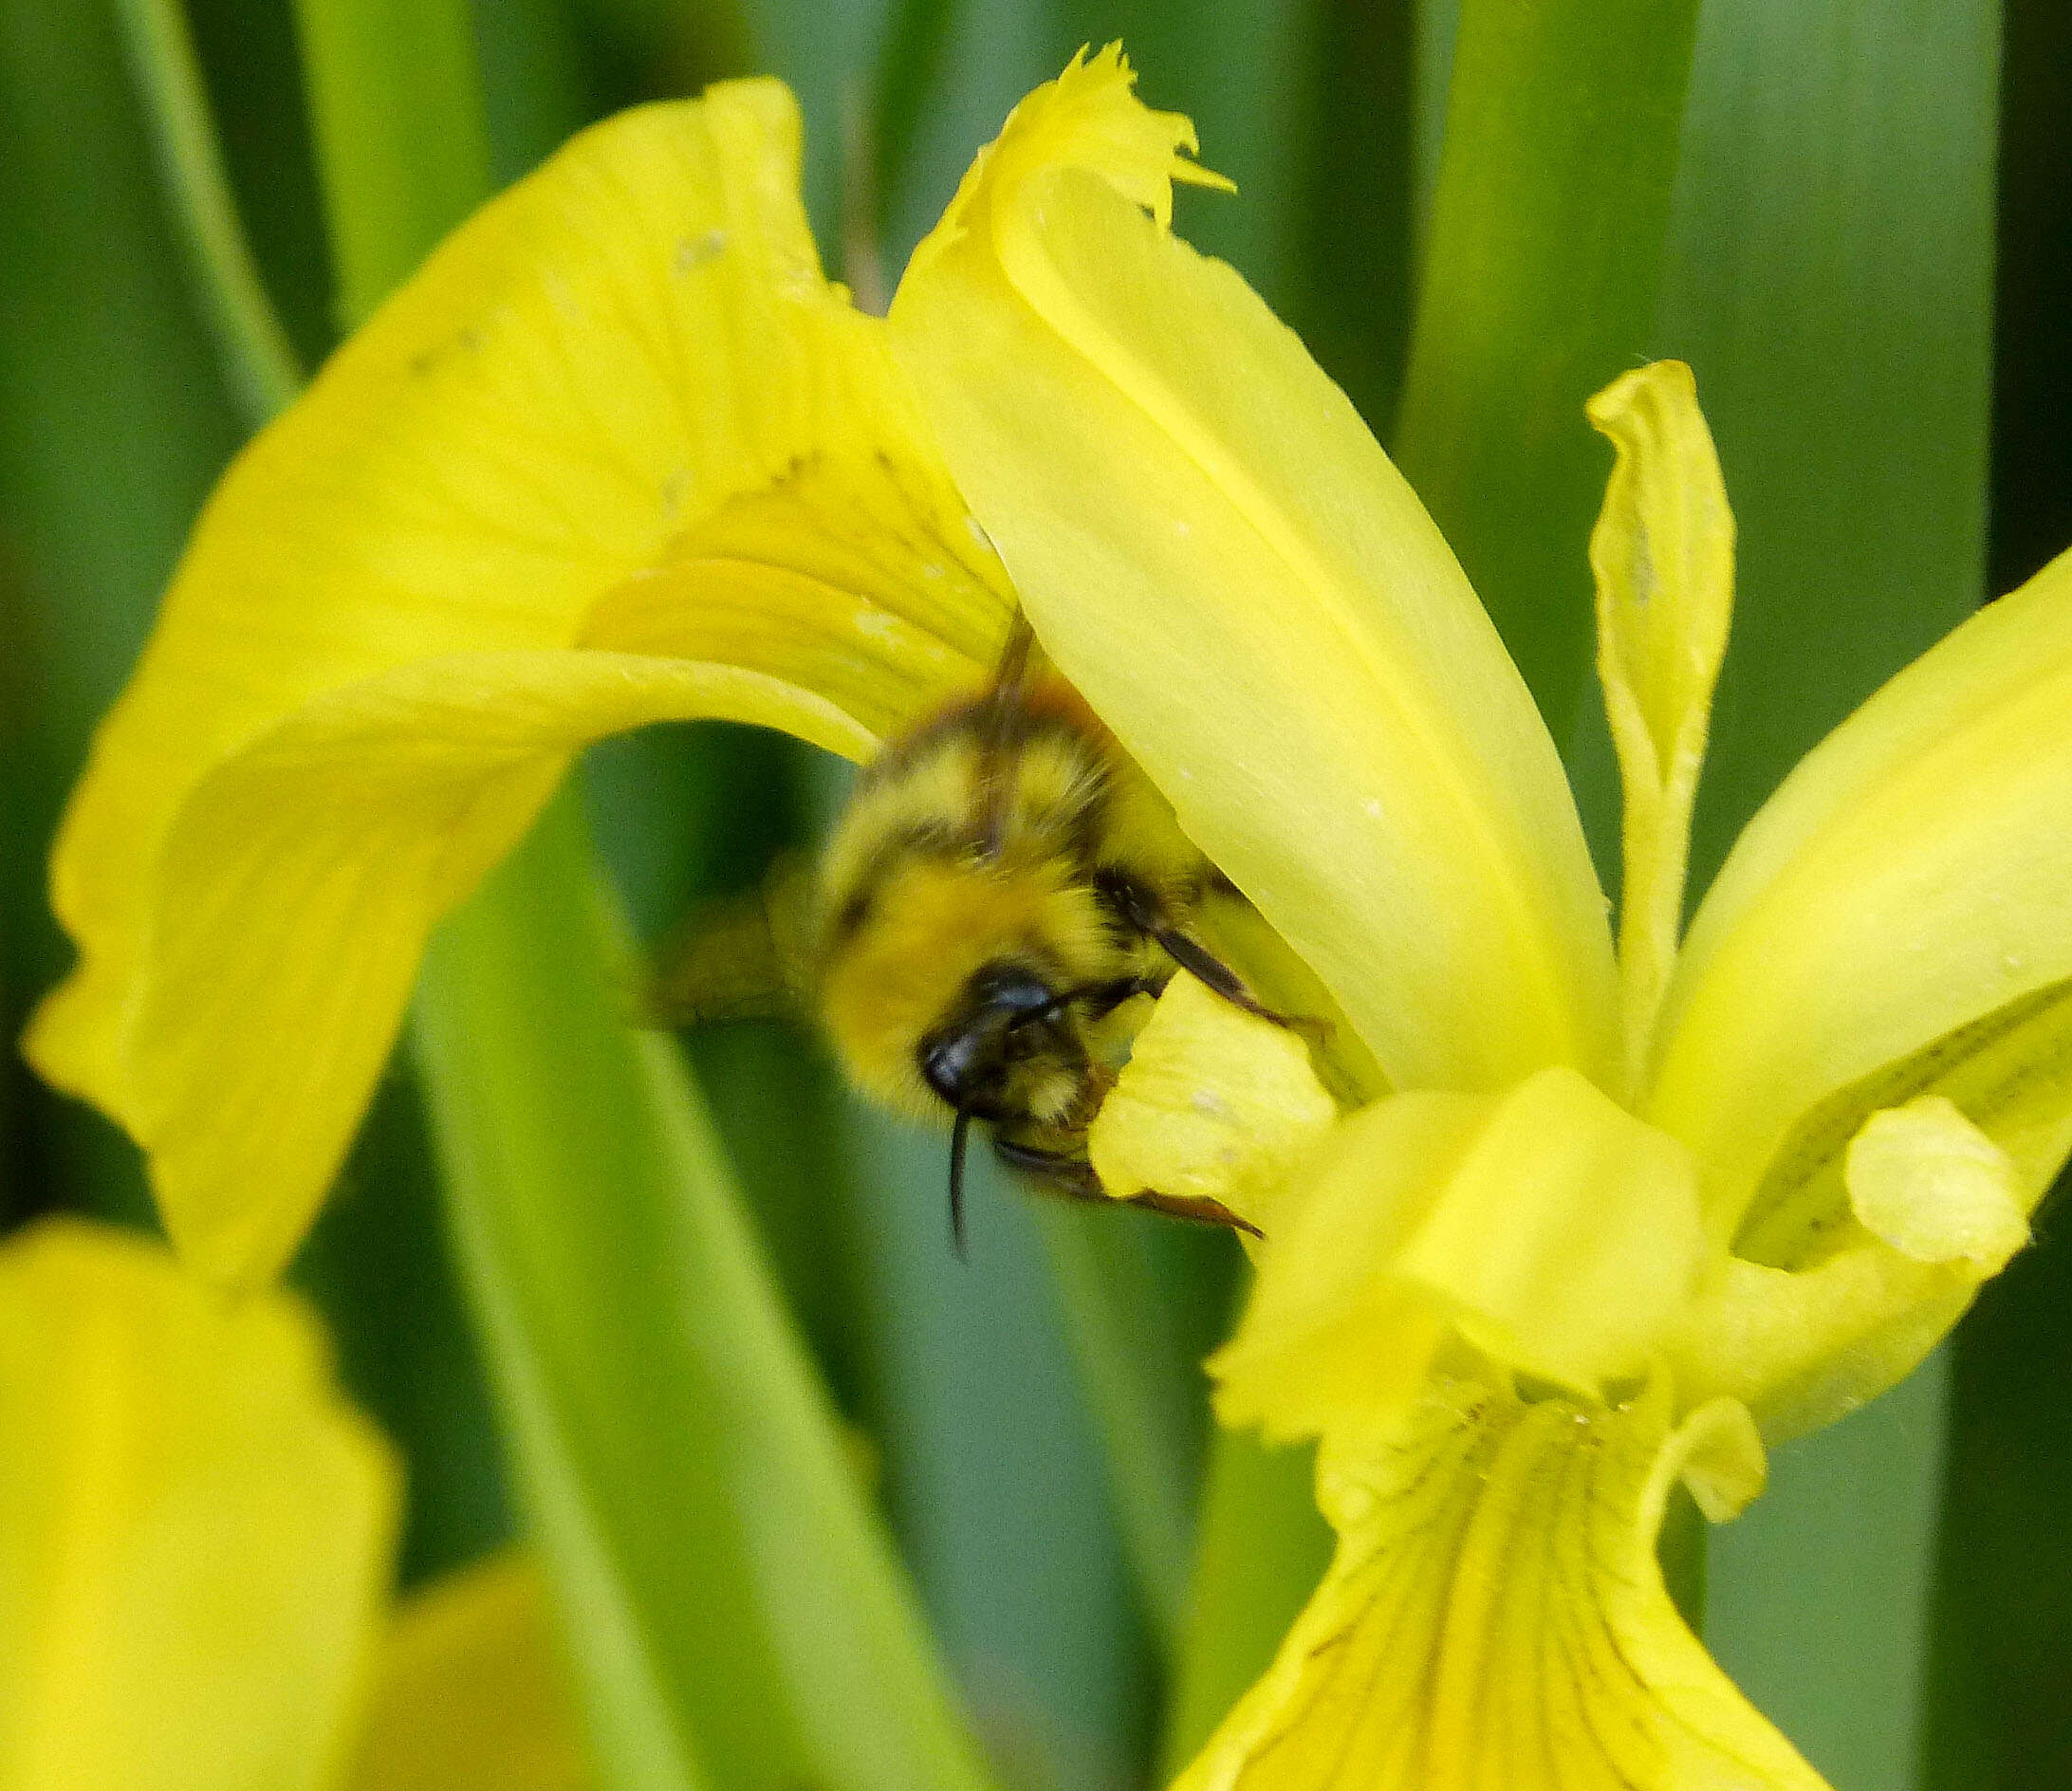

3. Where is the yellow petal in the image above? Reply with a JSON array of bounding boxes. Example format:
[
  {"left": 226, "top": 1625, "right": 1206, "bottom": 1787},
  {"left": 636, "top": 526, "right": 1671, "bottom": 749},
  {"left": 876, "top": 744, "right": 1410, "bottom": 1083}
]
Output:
[
  {"left": 1208, "top": 1093, "right": 1480, "bottom": 1441},
  {"left": 1645, "top": 545, "right": 2072, "bottom": 1244},
  {"left": 0, "top": 1219, "right": 398, "bottom": 1791},
  {"left": 892, "top": 48, "right": 1618, "bottom": 1093},
  {"left": 1587, "top": 361, "right": 1733, "bottom": 1095},
  {"left": 1086, "top": 970, "right": 1338, "bottom": 1233},
  {"left": 1667, "top": 1247, "right": 1976, "bottom": 1447},
  {"left": 127, "top": 651, "right": 861, "bottom": 1285},
  {"left": 1174, "top": 1377, "right": 1822, "bottom": 1791},
  {"left": 350, "top": 1552, "right": 591, "bottom": 1791},
  {"left": 1403, "top": 1069, "right": 1706, "bottom": 1393},
  {"left": 29, "top": 82, "right": 1010, "bottom": 1211},
  {"left": 1213, "top": 1070, "right": 1707, "bottom": 1437}
]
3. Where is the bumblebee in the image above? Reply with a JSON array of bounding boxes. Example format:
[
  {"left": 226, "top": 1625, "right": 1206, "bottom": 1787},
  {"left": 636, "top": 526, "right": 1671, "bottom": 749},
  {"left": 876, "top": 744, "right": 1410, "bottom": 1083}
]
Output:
[{"left": 654, "top": 618, "right": 1293, "bottom": 1248}]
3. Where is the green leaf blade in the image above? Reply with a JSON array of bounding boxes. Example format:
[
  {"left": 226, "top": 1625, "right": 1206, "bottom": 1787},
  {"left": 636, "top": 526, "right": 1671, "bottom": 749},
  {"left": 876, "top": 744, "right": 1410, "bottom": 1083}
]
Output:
[
  {"left": 1646, "top": 4, "right": 2000, "bottom": 1787},
  {"left": 416, "top": 797, "right": 999, "bottom": 1791}
]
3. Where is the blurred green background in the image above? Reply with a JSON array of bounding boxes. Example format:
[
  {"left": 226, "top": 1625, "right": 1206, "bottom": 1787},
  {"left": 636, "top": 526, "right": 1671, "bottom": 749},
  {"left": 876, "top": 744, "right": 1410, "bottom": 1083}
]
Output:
[{"left": 2, "top": 3, "right": 2066, "bottom": 1788}]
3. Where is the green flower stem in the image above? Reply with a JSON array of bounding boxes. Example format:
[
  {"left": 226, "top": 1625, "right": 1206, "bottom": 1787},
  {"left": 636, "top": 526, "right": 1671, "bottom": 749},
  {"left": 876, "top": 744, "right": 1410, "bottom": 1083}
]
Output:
[
  {"left": 416, "top": 794, "right": 995, "bottom": 1791},
  {"left": 1029, "top": 1205, "right": 1204, "bottom": 1660},
  {"left": 112, "top": 0, "right": 302, "bottom": 428},
  {"left": 1392, "top": 0, "right": 1702, "bottom": 742},
  {"left": 288, "top": 0, "right": 491, "bottom": 327}
]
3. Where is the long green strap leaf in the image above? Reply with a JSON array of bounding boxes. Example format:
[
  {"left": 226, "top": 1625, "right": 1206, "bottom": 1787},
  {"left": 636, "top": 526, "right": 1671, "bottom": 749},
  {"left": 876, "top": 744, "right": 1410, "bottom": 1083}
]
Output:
[
  {"left": 1652, "top": 4, "right": 1999, "bottom": 1785},
  {"left": 1158, "top": 1429, "right": 1329, "bottom": 1777},
  {"left": 288, "top": 0, "right": 491, "bottom": 326},
  {"left": 1393, "top": 0, "right": 1702, "bottom": 740},
  {"left": 1030, "top": 1203, "right": 1206, "bottom": 1660},
  {"left": 112, "top": 0, "right": 302, "bottom": 427},
  {"left": 416, "top": 796, "right": 996, "bottom": 1791},
  {"left": 290, "top": 9, "right": 996, "bottom": 1787}
]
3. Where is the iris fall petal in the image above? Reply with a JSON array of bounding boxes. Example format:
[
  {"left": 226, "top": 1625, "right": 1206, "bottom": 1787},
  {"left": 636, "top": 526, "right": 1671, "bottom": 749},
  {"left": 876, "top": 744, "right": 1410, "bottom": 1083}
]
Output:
[
  {"left": 1174, "top": 1377, "right": 1815, "bottom": 1791},
  {"left": 28, "top": 82, "right": 1010, "bottom": 1279}
]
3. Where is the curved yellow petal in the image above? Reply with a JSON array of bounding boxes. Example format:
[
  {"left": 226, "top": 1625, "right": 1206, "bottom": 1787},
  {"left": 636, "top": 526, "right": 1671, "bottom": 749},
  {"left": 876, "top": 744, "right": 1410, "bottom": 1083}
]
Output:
[
  {"left": 1086, "top": 970, "right": 1338, "bottom": 1234},
  {"left": 1645, "top": 546, "right": 2072, "bottom": 1242},
  {"left": 1667, "top": 1247, "right": 1977, "bottom": 1448},
  {"left": 29, "top": 81, "right": 1010, "bottom": 1185},
  {"left": 0, "top": 1219, "right": 398, "bottom": 1791},
  {"left": 125, "top": 650, "right": 864, "bottom": 1286},
  {"left": 1174, "top": 1377, "right": 1822, "bottom": 1791},
  {"left": 351, "top": 1552, "right": 591, "bottom": 1791},
  {"left": 892, "top": 47, "right": 1617, "bottom": 1092},
  {"left": 1213, "top": 1071, "right": 1705, "bottom": 1438},
  {"left": 1587, "top": 361, "right": 1733, "bottom": 1095}
]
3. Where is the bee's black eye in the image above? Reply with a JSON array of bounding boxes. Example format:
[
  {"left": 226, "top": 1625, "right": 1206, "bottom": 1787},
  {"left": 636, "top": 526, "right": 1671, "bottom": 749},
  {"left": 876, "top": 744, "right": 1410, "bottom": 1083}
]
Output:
[
  {"left": 918, "top": 965, "right": 1061, "bottom": 1113},
  {"left": 920, "top": 1026, "right": 993, "bottom": 1110},
  {"left": 966, "top": 965, "right": 1058, "bottom": 1019}
]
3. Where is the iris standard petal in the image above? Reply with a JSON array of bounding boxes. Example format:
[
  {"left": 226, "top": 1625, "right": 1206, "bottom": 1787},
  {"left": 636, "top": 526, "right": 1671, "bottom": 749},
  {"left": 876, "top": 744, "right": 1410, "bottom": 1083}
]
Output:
[
  {"left": 28, "top": 80, "right": 1009, "bottom": 1169},
  {"left": 350, "top": 1552, "right": 590, "bottom": 1791},
  {"left": 892, "top": 47, "right": 1618, "bottom": 1092},
  {"left": 1644, "top": 546, "right": 2072, "bottom": 1245},
  {"left": 126, "top": 651, "right": 868, "bottom": 1286},
  {"left": 0, "top": 1220, "right": 398, "bottom": 1791},
  {"left": 1586, "top": 361, "right": 1733, "bottom": 1094},
  {"left": 1174, "top": 1377, "right": 1817, "bottom": 1791}
]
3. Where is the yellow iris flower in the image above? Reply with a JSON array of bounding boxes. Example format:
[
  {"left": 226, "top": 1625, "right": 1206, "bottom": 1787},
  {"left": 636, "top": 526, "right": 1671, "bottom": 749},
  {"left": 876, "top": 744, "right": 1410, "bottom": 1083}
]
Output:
[
  {"left": 0, "top": 1219, "right": 588, "bottom": 1790},
  {"left": 893, "top": 53, "right": 2072, "bottom": 1791},
  {"left": 22, "top": 44, "right": 2072, "bottom": 1790}
]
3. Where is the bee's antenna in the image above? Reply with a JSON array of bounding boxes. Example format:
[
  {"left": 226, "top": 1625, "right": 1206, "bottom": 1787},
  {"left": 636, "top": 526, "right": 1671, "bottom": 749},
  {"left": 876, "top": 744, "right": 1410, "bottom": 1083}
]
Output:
[{"left": 948, "top": 1109, "right": 972, "bottom": 1259}]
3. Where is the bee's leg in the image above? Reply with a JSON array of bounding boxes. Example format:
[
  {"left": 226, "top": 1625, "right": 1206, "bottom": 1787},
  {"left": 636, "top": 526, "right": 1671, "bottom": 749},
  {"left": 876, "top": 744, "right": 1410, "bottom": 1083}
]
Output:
[
  {"left": 990, "top": 1135, "right": 1263, "bottom": 1239},
  {"left": 990, "top": 1132, "right": 1102, "bottom": 1191},
  {"left": 1074, "top": 975, "right": 1156, "bottom": 1022},
  {"left": 1101, "top": 873, "right": 1324, "bottom": 1038}
]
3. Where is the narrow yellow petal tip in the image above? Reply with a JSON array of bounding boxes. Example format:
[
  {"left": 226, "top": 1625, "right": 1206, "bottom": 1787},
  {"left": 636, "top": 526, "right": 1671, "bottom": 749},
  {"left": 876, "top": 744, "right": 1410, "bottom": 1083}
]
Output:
[
  {"left": 1846, "top": 1095, "right": 2029, "bottom": 1273},
  {"left": 1674, "top": 1396, "right": 1767, "bottom": 1523},
  {"left": 1588, "top": 359, "right": 1735, "bottom": 1094},
  {"left": 1088, "top": 970, "right": 1336, "bottom": 1231}
]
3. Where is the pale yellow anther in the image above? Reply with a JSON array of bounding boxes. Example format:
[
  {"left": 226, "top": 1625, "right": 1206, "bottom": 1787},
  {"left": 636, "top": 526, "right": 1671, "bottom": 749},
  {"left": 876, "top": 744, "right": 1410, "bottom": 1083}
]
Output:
[
  {"left": 1845, "top": 1095, "right": 2029, "bottom": 1273},
  {"left": 1588, "top": 360, "right": 1734, "bottom": 1097},
  {"left": 1088, "top": 970, "right": 1337, "bottom": 1233}
]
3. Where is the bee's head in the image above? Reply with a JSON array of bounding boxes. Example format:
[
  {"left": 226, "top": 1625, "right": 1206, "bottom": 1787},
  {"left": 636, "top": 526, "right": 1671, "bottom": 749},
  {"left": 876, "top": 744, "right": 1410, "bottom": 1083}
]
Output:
[
  {"left": 917, "top": 961, "right": 1088, "bottom": 1125},
  {"left": 817, "top": 853, "right": 1117, "bottom": 1121}
]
